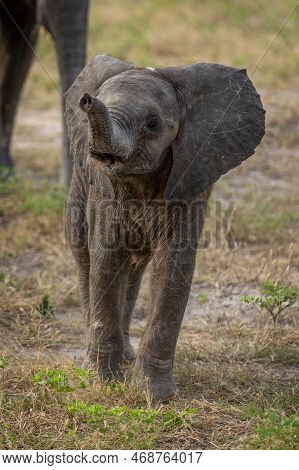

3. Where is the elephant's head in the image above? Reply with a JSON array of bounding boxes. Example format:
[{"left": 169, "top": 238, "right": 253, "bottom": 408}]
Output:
[{"left": 65, "top": 54, "right": 265, "bottom": 201}]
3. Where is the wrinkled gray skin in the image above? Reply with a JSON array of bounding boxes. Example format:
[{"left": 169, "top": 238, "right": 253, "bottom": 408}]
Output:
[
  {"left": 0, "top": 0, "right": 89, "bottom": 184},
  {"left": 65, "top": 55, "right": 265, "bottom": 401}
]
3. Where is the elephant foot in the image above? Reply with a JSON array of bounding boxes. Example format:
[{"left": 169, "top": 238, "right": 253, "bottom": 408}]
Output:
[
  {"left": 0, "top": 153, "right": 14, "bottom": 181},
  {"left": 123, "top": 336, "right": 136, "bottom": 363},
  {"left": 88, "top": 346, "right": 124, "bottom": 382},
  {"left": 99, "top": 367, "right": 124, "bottom": 383},
  {"left": 0, "top": 148, "right": 13, "bottom": 165},
  {"left": 135, "top": 355, "right": 177, "bottom": 402},
  {"left": 147, "top": 373, "right": 177, "bottom": 402}
]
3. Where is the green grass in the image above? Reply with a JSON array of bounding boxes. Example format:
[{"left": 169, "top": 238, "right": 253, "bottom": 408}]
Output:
[
  {"left": 239, "top": 401, "right": 299, "bottom": 449},
  {"left": 32, "top": 368, "right": 93, "bottom": 392},
  {"left": 36, "top": 295, "right": 56, "bottom": 317},
  {"left": 0, "top": 362, "right": 199, "bottom": 449},
  {"left": 68, "top": 399, "right": 197, "bottom": 443},
  {"left": 230, "top": 194, "right": 299, "bottom": 245},
  {"left": 1, "top": 317, "right": 298, "bottom": 449},
  {"left": 197, "top": 190, "right": 299, "bottom": 252},
  {"left": 253, "top": 344, "right": 299, "bottom": 365},
  {"left": 198, "top": 293, "right": 208, "bottom": 305},
  {"left": 88, "top": 0, "right": 299, "bottom": 88},
  {"left": 0, "top": 357, "right": 9, "bottom": 369},
  {"left": 0, "top": 175, "right": 66, "bottom": 218}
]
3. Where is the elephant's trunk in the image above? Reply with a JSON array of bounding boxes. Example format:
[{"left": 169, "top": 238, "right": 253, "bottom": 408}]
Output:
[{"left": 79, "top": 93, "right": 131, "bottom": 160}]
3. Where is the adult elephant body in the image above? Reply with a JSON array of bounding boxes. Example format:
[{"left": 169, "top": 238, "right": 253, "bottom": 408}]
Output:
[{"left": 0, "top": 0, "right": 89, "bottom": 184}]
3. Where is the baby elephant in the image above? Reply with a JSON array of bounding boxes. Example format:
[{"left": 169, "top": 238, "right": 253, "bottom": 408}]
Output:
[{"left": 65, "top": 54, "right": 265, "bottom": 400}]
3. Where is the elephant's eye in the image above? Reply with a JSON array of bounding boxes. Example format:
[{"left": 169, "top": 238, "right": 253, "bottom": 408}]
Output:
[{"left": 146, "top": 115, "right": 161, "bottom": 133}]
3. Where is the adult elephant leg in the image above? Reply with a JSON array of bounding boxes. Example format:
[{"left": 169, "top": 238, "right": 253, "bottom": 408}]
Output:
[
  {"left": 121, "top": 260, "right": 148, "bottom": 363},
  {"left": 0, "top": 1, "right": 38, "bottom": 171},
  {"left": 43, "top": 0, "right": 89, "bottom": 185}
]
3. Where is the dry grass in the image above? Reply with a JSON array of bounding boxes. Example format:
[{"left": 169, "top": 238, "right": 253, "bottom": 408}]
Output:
[
  {"left": 0, "top": 321, "right": 298, "bottom": 449},
  {"left": 1, "top": 0, "right": 298, "bottom": 450}
]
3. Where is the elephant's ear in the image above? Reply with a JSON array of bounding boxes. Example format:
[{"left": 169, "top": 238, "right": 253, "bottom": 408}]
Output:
[
  {"left": 156, "top": 63, "right": 265, "bottom": 201},
  {"left": 65, "top": 54, "right": 133, "bottom": 165}
]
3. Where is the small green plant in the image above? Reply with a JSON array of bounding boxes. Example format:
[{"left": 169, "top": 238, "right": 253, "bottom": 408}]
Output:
[
  {"left": 73, "top": 368, "right": 94, "bottom": 389},
  {"left": 242, "top": 280, "right": 298, "bottom": 326},
  {"left": 256, "top": 411, "right": 299, "bottom": 449},
  {"left": 0, "top": 273, "right": 5, "bottom": 282},
  {"left": 32, "top": 368, "right": 94, "bottom": 392},
  {"left": 0, "top": 166, "right": 15, "bottom": 182},
  {"left": 20, "top": 185, "right": 66, "bottom": 216},
  {"left": 68, "top": 400, "right": 198, "bottom": 433},
  {"left": 37, "top": 295, "right": 55, "bottom": 317},
  {"left": 198, "top": 292, "right": 208, "bottom": 305},
  {"left": 104, "top": 382, "right": 125, "bottom": 393},
  {"left": 33, "top": 369, "right": 74, "bottom": 392},
  {"left": 239, "top": 402, "right": 299, "bottom": 449},
  {"left": 0, "top": 356, "right": 9, "bottom": 369}
]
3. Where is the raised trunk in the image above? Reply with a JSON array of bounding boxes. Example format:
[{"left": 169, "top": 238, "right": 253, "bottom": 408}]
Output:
[{"left": 79, "top": 93, "right": 132, "bottom": 159}]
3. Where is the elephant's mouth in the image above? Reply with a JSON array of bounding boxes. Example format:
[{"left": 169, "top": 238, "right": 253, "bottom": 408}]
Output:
[{"left": 90, "top": 151, "right": 127, "bottom": 170}]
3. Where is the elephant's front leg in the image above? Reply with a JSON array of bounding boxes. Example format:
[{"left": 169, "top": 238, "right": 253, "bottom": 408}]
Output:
[
  {"left": 88, "top": 249, "right": 129, "bottom": 381},
  {"left": 43, "top": 0, "right": 89, "bottom": 185},
  {"left": 0, "top": 2, "right": 38, "bottom": 170},
  {"left": 135, "top": 246, "right": 197, "bottom": 401}
]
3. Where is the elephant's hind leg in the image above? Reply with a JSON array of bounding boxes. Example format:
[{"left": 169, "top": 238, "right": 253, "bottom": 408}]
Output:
[
  {"left": 0, "top": 1, "right": 38, "bottom": 170},
  {"left": 121, "top": 259, "right": 148, "bottom": 363}
]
